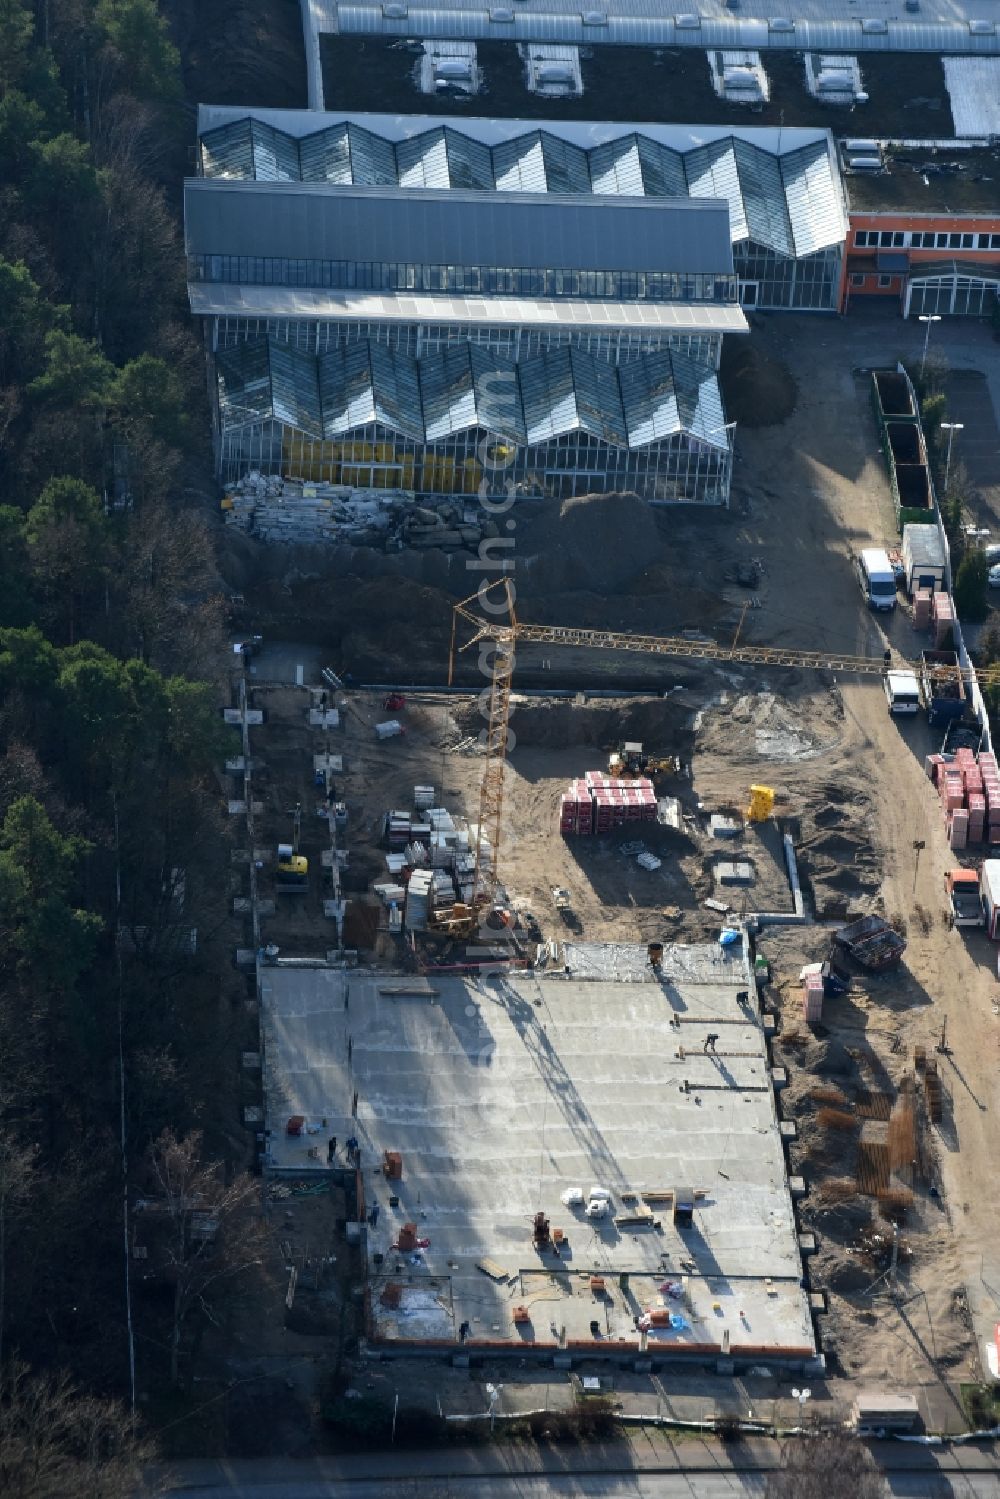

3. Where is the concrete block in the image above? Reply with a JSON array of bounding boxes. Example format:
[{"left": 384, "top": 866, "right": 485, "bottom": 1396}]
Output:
[
  {"left": 715, "top": 861, "right": 755, "bottom": 887},
  {"left": 228, "top": 800, "right": 247, "bottom": 815},
  {"left": 235, "top": 948, "right": 256, "bottom": 968},
  {"left": 779, "top": 1120, "right": 797, "bottom": 1140},
  {"left": 788, "top": 1175, "right": 807, "bottom": 1199},
  {"left": 257, "top": 900, "right": 275, "bottom": 916},
  {"left": 242, "top": 1051, "right": 261, "bottom": 1070},
  {"left": 553, "top": 1354, "right": 573, "bottom": 1370},
  {"left": 715, "top": 1357, "right": 735, "bottom": 1374},
  {"left": 803, "top": 1354, "right": 826, "bottom": 1375},
  {"left": 710, "top": 814, "right": 742, "bottom": 839},
  {"left": 243, "top": 1105, "right": 263, "bottom": 1124},
  {"left": 452, "top": 1354, "right": 470, "bottom": 1368},
  {"left": 770, "top": 1066, "right": 788, "bottom": 1089},
  {"left": 798, "top": 1232, "right": 817, "bottom": 1255}
]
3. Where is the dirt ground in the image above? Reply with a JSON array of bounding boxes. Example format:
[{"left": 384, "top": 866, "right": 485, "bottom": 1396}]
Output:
[{"left": 205, "top": 308, "right": 1000, "bottom": 1450}]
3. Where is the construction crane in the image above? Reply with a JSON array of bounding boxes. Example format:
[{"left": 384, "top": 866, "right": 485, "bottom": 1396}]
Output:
[{"left": 447, "top": 578, "right": 961, "bottom": 908}]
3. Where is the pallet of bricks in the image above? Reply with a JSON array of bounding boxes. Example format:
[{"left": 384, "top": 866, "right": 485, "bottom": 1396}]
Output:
[
  {"left": 925, "top": 747, "right": 1000, "bottom": 850},
  {"left": 559, "top": 771, "right": 657, "bottom": 836}
]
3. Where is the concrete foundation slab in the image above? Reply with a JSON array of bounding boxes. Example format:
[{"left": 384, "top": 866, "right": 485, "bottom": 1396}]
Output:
[{"left": 259, "top": 942, "right": 814, "bottom": 1362}]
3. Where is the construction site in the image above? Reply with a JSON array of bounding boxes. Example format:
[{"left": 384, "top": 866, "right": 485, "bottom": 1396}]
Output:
[{"left": 213, "top": 309, "right": 1000, "bottom": 1435}]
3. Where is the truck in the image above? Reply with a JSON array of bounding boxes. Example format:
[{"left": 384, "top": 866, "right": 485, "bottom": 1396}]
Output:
[
  {"left": 945, "top": 868, "right": 984, "bottom": 929},
  {"left": 883, "top": 669, "right": 920, "bottom": 715},
  {"left": 981, "top": 860, "right": 1000, "bottom": 940},
  {"left": 919, "top": 650, "right": 967, "bottom": 726},
  {"left": 901, "top": 523, "right": 947, "bottom": 596}
]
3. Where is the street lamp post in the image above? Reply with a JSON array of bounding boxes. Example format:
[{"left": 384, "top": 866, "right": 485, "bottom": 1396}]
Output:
[
  {"left": 941, "top": 421, "right": 964, "bottom": 497},
  {"left": 918, "top": 313, "right": 941, "bottom": 380}
]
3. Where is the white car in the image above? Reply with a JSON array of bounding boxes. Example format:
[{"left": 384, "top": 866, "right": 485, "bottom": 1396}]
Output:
[{"left": 989, "top": 564, "right": 1000, "bottom": 589}]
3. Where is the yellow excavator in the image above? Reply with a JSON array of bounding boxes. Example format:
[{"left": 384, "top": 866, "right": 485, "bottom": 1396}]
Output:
[{"left": 276, "top": 802, "right": 308, "bottom": 892}]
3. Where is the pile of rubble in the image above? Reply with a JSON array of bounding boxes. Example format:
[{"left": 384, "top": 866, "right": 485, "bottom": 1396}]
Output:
[{"left": 222, "top": 476, "right": 494, "bottom": 552}]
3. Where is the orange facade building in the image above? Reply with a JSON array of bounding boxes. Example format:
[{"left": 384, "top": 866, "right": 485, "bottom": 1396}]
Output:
[{"left": 842, "top": 144, "right": 1000, "bottom": 318}]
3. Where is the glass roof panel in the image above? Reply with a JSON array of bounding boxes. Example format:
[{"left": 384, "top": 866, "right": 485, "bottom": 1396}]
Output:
[
  {"left": 780, "top": 140, "right": 843, "bottom": 256},
  {"left": 201, "top": 120, "right": 255, "bottom": 179},
  {"left": 250, "top": 121, "right": 300, "bottom": 182},
  {"left": 732, "top": 139, "right": 793, "bottom": 257},
  {"left": 493, "top": 133, "right": 549, "bottom": 193},
  {"left": 684, "top": 139, "right": 748, "bottom": 242},
  {"left": 216, "top": 339, "right": 273, "bottom": 425},
  {"left": 300, "top": 124, "right": 354, "bottom": 184},
  {"left": 267, "top": 338, "right": 322, "bottom": 437},
  {"left": 345, "top": 124, "right": 398, "bottom": 186}
]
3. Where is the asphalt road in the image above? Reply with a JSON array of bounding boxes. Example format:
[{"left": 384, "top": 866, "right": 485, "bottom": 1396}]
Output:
[{"left": 150, "top": 1460, "right": 1000, "bottom": 1498}]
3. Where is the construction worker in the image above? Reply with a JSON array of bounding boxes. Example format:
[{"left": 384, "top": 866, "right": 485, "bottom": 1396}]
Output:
[{"left": 704, "top": 1033, "right": 719, "bottom": 1053}]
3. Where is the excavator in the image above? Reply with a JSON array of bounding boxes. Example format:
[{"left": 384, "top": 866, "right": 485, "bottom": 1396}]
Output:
[
  {"left": 606, "top": 741, "right": 681, "bottom": 782},
  {"left": 275, "top": 802, "right": 308, "bottom": 893}
]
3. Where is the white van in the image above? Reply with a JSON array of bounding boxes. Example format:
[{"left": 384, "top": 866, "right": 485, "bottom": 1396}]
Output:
[
  {"left": 884, "top": 669, "right": 920, "bottom": 715},
  {"left": 858, "top": 547, "right": 897, "bottom": 612}
]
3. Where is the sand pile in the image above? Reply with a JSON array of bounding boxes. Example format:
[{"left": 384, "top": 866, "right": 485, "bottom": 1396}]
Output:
[
  {"left": 719, "top": 341, "right": 798, "bottom": 428},
  {"left": 517, "top": 492, "right": 664, "bottom": 594}
]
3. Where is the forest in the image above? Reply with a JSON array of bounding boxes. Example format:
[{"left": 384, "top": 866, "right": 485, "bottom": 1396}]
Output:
[{"left": 0, "top": 1, "right": 249, "bottom": 1489}]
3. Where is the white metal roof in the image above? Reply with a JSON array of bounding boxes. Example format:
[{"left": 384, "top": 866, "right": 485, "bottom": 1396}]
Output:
[{"left": 189, "top": 282, "right": 750, "bottom": 334}]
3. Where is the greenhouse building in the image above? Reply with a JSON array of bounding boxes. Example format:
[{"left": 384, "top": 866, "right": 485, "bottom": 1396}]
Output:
[{"left": 215, "top": 337, "right": 733, "bottom": 505}]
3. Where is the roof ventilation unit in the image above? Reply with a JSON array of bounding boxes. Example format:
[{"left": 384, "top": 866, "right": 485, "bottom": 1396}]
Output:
[
  {"left": 522, "top": 43, "right": 584, "bottom": 97},
  {"left": 710, "top": 49, "right": 769, "bottom": 104}
]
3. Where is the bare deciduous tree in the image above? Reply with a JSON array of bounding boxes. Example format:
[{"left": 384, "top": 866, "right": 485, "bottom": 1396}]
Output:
[
  {"left": 0, "top": 1359, "right": 163, "bottom": 1499},
  {"left": 0, "top": 1126, "right": 37, "bottom": 1365},
  {"left": 144, "top": 1129, "right": 266, "bottom": 1387},
  {"left": 766, "top": 1433, "right": 888, "bottom": 1499}
]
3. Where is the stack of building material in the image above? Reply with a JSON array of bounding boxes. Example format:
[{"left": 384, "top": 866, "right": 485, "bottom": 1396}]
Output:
[
  {"left": 560, "top": 778, "right": 594, "bottom": 835},
  {"left": 803, "top": 972, "right": 824, "bottom": 1022},
  {"left": 430, "top": 868, "right": 456, "bottom": 916},
  {"left": 913, "top": 588, "right": 933, "bottom": 630},
  {"left": 430, "top": 830, "right": 457, "bottom": 868},
  {"left": 373, "top": 881, "right": 407, "bottom": 906},
  {"left": 932, "top": 591, "right": 955, "bottom": 647},
  {"left": 561, "top": 772, "right": 657, "bottom": 836},
  {"left": 982, "top": 751, "right": 1000, "bottom": 844},
  {"left": 414, "top": 785, "right": 435, "bottom": 811},
  {"left": 405, "top": 869, "right": 432, "bottom": 930},
  {"left": 387, "top": 810, "right": 411, "bottom": 849},
  {"left": 927, "top": 749, "right": 1000, "bottom": 847}
]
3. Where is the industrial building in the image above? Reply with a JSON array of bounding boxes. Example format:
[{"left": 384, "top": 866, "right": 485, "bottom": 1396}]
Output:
[
  {"left": 841, "top": 140, "right": 1000, "bottom": 317},
  {"left": 259, "top": 941, "right": 819, "bottom": 1365}
]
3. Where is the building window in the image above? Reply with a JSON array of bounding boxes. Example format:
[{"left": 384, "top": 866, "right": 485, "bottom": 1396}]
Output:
[
  {"left": 949, "top": 233, "right": 962, "bottom": 249},
  {"left": 878, "top": 275, "right": 893, "bottom": 288},
  {"left": 850, "top": 273, "right": 865, "bottom": 287},
  {"left": 936, "top": 233, "right": 949, "bottom": 249},
  {"left": 879, "top": 231, "right": 894, "bottom": 248},
  {"left": 961, "top": 233, "right": 974, "bottom": 249},
  {"left": 855, "top": 230, "right": 871, "bottom": 247}
]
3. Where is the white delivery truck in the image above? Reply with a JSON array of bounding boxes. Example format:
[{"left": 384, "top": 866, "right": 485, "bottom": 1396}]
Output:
[
  {"left": 857, "top": 547, "right": 897, "bottom": 612},
  {"left": 883, "top": 669, "right": 920, "bottom": 715}
]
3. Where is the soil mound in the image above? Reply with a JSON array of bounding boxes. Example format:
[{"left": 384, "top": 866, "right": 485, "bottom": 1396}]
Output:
[
  {"left": 719, "top": 340, "right": 798, "bottom": 428},
  {"left": 453, "top": 694, "right": 695, "bottom": 753},
  {"left": 517, "top": 492, "right": 664, "bottom": 594}
]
